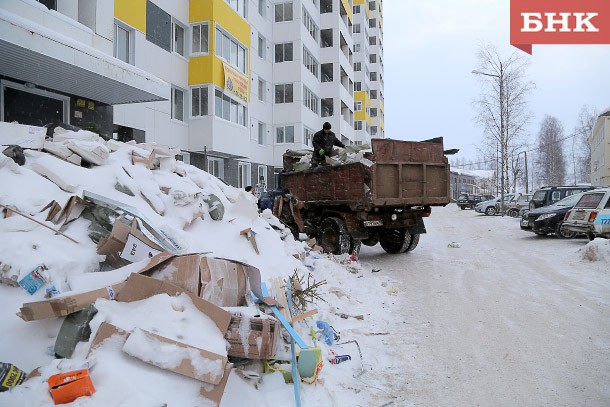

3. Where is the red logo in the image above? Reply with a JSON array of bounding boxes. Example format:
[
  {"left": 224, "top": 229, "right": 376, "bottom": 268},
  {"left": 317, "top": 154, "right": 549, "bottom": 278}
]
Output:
[{"left": 510, "top": 0, "right": 610, "bottom": 54}]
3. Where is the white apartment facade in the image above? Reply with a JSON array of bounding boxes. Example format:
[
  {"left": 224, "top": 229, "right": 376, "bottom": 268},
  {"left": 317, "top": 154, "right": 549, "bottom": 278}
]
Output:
[
  {"left": 0, "top": 0, "right": 384, "bottom": 189},
  {"left": 590, "top": 109, "right": 610, "bottom": 187}
]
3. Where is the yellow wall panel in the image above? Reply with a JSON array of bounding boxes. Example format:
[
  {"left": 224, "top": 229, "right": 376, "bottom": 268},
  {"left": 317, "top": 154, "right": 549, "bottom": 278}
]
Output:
[{"left": 114, "top": 0, "right": 146, "bottom": 33}]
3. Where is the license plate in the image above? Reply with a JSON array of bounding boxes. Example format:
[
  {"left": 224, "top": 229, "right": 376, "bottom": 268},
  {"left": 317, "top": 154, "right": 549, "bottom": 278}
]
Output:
[
  {"left": 520, "top": 219, "right": 529, "bottom": 227},
  {"left": 364, "top": 220, "right": 383, "bottom": 227}
]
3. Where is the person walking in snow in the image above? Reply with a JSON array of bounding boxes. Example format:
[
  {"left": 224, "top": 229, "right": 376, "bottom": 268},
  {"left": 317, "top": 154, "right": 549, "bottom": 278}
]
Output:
[{"left": 311, "top": 122, "right": 345, "bottom": 167}]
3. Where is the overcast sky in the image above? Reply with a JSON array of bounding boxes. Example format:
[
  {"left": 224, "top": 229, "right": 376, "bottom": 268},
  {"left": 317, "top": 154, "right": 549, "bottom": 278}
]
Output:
[{"left": 383, "top": 0, "right": 610, "bottom": 166}]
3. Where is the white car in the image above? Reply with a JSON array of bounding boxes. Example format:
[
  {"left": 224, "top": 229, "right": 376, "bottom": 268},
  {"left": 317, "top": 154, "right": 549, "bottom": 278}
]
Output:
[
  {"left": 474, "top": 193, "right": 516, "bottom": 216},
  {"left": 562, "top": 187, "right": 610, "bottom": 240}
]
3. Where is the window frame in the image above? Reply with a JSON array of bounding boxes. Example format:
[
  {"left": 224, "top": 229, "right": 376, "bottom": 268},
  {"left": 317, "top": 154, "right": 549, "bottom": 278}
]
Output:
[
  {"left": 171, "top": 86, "right": 185, "bottom": 122},
  {"left": 172, "top": 18, "right": 187, "bottom": 57},
  {"left": 275, "top": 2, "right": 294, "bottom": 22},
  {"left": 275, "top": 125, "right": 295, "bottom": 144},
  {"left": 274, "top": 83, "right": 294, "bottom": 104},
  {"left": 191, "top": 86, "right": 209, "bottom": 118},
  {"left": 191, "top": 22, "right": 209, "bottom": 55},
  {"left": 114, "top": 20, "right": 135, "bottom": 65}
]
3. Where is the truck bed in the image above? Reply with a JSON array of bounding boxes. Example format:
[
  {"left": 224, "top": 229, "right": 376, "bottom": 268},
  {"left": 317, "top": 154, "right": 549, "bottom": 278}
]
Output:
[{"left": 282, "top": 139, "right": 450, "bottom": 210}]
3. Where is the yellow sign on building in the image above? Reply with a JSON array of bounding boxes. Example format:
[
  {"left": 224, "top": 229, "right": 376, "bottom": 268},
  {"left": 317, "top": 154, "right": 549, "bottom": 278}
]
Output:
[{"left": 222, "top": 62, "right": 249, "bottom": 103}]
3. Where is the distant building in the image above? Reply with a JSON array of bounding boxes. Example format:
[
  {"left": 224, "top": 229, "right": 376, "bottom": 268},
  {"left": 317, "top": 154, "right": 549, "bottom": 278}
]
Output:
[
  {"left": 0, "top": 0, "right": 385, "bottom": 189},
  {"left": 590, "top": 109, "right": 610, "bottom": 187},
  {"left": 450, "top": 169, "right": 495, "bottom": 200}
]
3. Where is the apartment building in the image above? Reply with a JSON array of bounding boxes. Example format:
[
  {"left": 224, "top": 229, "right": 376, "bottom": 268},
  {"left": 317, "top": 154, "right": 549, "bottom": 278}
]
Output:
[
  {"left": 590, "top": 109, "right": 610, "bottom": 187},
  {"left": 0, "top": 0, "right": 384, "bottom": 189}
]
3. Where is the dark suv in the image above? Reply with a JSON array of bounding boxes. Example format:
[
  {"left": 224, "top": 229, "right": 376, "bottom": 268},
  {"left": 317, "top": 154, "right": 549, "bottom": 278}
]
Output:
[
  {"left": 457, "top": 193, "right": 492, "bottom": 210},
  {"left": 528, "top": 186, "right": 595, "bottom": 210}
]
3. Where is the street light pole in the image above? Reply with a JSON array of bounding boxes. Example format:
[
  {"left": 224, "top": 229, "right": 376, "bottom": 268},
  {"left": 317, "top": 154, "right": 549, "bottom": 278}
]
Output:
[{"left": 472, "top": 68, "right": 505, "bottom": 216}]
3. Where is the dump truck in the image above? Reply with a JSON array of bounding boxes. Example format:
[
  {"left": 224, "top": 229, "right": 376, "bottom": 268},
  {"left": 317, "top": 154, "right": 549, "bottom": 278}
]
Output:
[{"left": 280, "top": 138, "right": 451, "bottom": 255}]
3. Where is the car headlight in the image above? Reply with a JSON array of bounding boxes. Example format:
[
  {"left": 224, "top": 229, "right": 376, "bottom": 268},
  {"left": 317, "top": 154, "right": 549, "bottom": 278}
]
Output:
[
  {"left": 537, "top": 213, "right": 556, "bottom": 220},
  {"left": 391, "top": 214, "right": 398, "bottom": 221}
]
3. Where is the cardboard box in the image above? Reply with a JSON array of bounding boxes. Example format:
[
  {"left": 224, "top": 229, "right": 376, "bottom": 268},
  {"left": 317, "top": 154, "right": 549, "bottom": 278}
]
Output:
[
  {"left": 225, "top": 311, "right": 278, "bottom": 359},
  {"left": 48, "top": 369, "right": 95, "bottom": 405}
]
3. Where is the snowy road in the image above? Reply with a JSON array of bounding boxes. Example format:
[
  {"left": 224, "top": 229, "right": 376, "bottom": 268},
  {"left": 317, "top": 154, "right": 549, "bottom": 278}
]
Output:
[{"left": 358, "top": 204, "right": 610, "bottom": 407}]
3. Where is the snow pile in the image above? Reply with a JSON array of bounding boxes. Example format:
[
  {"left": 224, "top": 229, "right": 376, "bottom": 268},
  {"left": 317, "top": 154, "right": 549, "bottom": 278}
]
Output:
[{"left": 579, "top": 238, "right": 610, "bottom": 262}]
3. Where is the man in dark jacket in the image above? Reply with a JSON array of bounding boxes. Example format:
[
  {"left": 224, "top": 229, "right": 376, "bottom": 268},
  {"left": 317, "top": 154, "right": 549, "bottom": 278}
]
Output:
[{"left": 311, "top": 122, "right": 345, "bottom": 167}]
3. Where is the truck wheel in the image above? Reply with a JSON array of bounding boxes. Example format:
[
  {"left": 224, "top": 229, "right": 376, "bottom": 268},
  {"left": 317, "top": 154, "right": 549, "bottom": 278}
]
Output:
[
  {"left": 318, "top": 217, "right": 350, "bottom": 255},
  {"left": 405, "top": 233, "right": 420, "bottom": 252},
  {"left": 379, "top": 228, "right": 412, "bottom": 254}
]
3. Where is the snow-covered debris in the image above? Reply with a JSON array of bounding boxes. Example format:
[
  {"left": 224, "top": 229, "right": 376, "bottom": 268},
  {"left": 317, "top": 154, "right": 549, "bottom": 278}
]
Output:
[{"left": 579, "top": 238, "right": 610, "bottom": 262}]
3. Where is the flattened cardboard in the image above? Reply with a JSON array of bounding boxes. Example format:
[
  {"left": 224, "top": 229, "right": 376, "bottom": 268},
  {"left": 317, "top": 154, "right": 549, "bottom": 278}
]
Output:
[
  {"left": 199, "top": 363, "right": 233, "bottom": 407},
  {"left": 199, "top": 257, "right": 247, "bottom": 307},
  {"left": 148, "top": 254, "right": 202, "bottom": 297},
  {"left": 122, "top": 328, "right": 227, "bottom": 385},
  {"left": 18, "top": 283, "right": 124, "bottom": 322},
  {"left": 116, "top": 273, "right": 231, "bottom": 333}
]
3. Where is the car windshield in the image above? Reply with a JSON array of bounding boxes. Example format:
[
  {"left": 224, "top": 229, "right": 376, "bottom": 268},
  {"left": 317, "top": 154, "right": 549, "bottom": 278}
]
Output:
[
  {"left": 554, "top": 192, "right": 584, "bottom": 207},
  {"left": 574, "top": 192, "right": 605, "bottom": 209},
  {"left": 532, "top": 190, "right": 546, "bottom": 200},
  {"left": 458, "top": 194, "right": 468, "bottom": 200}
]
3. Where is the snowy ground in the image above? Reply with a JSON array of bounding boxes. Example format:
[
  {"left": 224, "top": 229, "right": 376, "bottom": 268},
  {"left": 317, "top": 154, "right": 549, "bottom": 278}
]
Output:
[
  {"left": 357, "top": 204, "right": 610, "bottom": 407},
  {"left": 1, "top": 134, "right": 609, "bottom": 406}
]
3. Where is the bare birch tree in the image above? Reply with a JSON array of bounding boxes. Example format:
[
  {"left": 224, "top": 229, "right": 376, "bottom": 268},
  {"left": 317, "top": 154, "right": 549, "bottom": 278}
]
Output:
[
  {"left": 536, "top": 115, "right": 567, "bottom": 186},
  {"left": 473, "top": 44, "right": 534, "bottom": 194},
  {"left": 572, "top": 105, "right": 598, "bottom": 183}
]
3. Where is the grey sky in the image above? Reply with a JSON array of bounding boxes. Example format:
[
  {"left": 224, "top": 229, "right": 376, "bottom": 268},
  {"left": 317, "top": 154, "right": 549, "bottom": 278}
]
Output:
[{"left": 383, "top": 0, "right": 610, "bottom": 165}]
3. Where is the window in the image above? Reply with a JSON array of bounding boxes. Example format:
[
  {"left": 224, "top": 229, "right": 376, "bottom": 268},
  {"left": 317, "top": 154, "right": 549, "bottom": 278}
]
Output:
[
  {"left": 172, "top": 19, "right": 185, "bottom": 56},
  {"left": 320, "top": 29, "right": 333, "bottom": 47},
  {"left": 354, "top": 121, "right": 362, "bottom": 130},
  {"left": 304, "top": 126, "right": 314, "bottom": 146},
  {"left": 370, "top": 108, "right": 377, "bottom": 117},
  {"left": 146, "top": 1, "right": 171, "bottom": 52},
  {"left": 275, "top": 2, "right": 293, "bottom": 22},
  {"left": 371, "top": 126, "right": 378, "bottom": 135},
  {"left": 258, "top": 78, "right": 266, "bottom": 101},
  {"left": 353, "top": 5, "right": 360, "bottom": 14},
  {"left": 258, "top": 0, "right": 266, "bottom": 16},
  {"left": 303, "top": 85, "right": 319, "bottom": 114},
  {"left": 369, "top": 18, "right": 377, "bottom": 28},
  {"left": 172, "top": 87, "right": 184, "bottom": 121},
  {"left": 354, "top": 82, "right": 362, "bottom": 91},
  {"left": 321, "top": 98, "right": 333, "bottom": 117},
  {"left": 237, "top": 162, "right": 251, "bottom": 188},
  {"left": 192, "top": 23, "right": 209, "bottom": 54},
  {"left": 258, "top": 165, "right": 267, "bottom": 187},
  {"left": 208, "top": 157, "right": 224, "bottom": 179},
  {"left": 369, "top": 54, "right": 377, "bottom": 63},
  {"left": 370, "top": 72, "right": 377, "bottom": 81},
  {"left": 36, "top": 0, "right": 57, "bottom": 10},
  {"left": 191, "top": 86, "right": 208, "bottom": 117},
  {"left": 354, "top": 62, "right": 361, "bottom": 71},
  {"left": 354, "top": 101, "right": 362, "bottom": 111},
  {"left": 214, "top": 89, "right": 247, "bottom": 126},
  {"left": 369, "top": 1, "right": 376, "bottom": 11},
  {"left": 114, "top": 22, "right": 134, "bottom": 64},
  {"left": 369, "top": 36, "right": 377, "bottom": 46},
  {"left": 320, "top": 0, "right": 332, "bottom": 13},
  {"left": 353, "top": 24, "right": 361, "bottom": 34},
  {"left": 258, "top": 34, "right": 266, "bottom": 59},
  {"left": 275, "top": 84, "right": 293, "bottom": 104},
  {"left": 258, "top": 122, "right": 266, "bottom": 144},
  {"left": 354, "top": 43, "right": 361, "bottom": 52},
  {"left": 276, "top": 125, "right": 295, "bottom": 143},
  {"left": 321, "top": 63, "right": 333, "bottom": 82},
  {"left": 215, "top": 26, "right": 248, "bottom": 73},
  {"left": 303, "top": 47, "right": 319, "bottom": 78},
  {"left": 275, "top": 42, "right": 293, "bottom": 63},
  {"left": 370, "top": 90, "right": 377, "bottom": 99},
  {"left": 225, "top": 0, "right": 247, "bottom": 18},
  {"left": 302, "top": 8, "right": 318, "bottom": 40}
]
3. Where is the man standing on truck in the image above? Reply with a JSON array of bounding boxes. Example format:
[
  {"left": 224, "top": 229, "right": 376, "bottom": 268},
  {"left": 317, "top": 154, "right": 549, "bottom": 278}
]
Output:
[{"left": 311, "top": 122, "right": 345, "bottom": 167}]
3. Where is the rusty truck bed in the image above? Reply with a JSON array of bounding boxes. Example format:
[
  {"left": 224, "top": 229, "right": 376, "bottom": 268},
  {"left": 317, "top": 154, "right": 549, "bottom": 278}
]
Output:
[{"left": 281, "top": 139, "right": 450, "bottom": 210}]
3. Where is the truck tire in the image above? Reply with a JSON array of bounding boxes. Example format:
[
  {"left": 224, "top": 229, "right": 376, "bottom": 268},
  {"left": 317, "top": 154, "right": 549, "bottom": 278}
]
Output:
[
  {"left": 379, "top": 228, "right": 412, "bottom": 254},
  {"left": 318, "top": 217, "right": 351, "bottom": 255},
  {"left": 405, "top": 233, "right": 420, "bottom": 252}
]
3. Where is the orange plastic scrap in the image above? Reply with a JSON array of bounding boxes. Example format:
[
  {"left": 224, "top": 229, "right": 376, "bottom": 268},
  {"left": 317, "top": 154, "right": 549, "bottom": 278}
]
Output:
[{"left": 48, "top": 369, "right": 95, "bottom": 405}]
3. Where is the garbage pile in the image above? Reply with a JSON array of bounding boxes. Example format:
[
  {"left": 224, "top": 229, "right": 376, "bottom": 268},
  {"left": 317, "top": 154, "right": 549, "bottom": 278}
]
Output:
[
  {"left": 0, "top": 122, "right": 370, "bottom": 406},
  {"left": 283, "top": 144, "right": 373, "bottom": 173}
]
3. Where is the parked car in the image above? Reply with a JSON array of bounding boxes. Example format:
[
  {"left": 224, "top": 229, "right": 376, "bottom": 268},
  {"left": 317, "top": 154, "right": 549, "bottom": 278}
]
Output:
[
  {"left": 496, "top": 193, "right": 533, "bottom": 217},
  {"left": 562, "top": 187, "right": 610, "bottom": 240},
  {"left": 475, "top": 193, "right": 516, "bottom": 216},
  {"left": 457, "top": 193, "right": 493, "bottom": 210},
  {"left": 528, "top": 185, "right": 595, "bottom": 210},
  {"left": 520, "top": 192, "right": 584, "bottom": 238}
]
